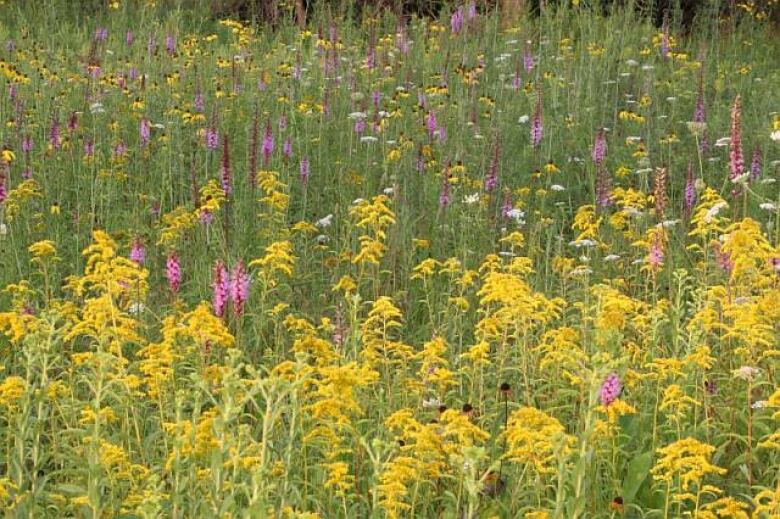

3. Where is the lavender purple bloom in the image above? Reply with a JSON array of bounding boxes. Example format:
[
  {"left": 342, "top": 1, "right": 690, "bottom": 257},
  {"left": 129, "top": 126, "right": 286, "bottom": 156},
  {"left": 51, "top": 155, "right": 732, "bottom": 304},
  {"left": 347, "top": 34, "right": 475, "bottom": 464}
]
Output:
[
  {"left": 212, "top": 260, "right": 229, "bottom": 318},
  {"left": 600, "top": 372, "right": 621, "bottom": 407},
  {"left": 531, "top": 91, "right": 543, "bottom": 149},
  {"left": 750, "top": 144, "right": 761, "bottom": 182},
  {"left": 130, "top": 237, "right": 145, "bottom": 265},
  {"left": 140, "top": 118, "right": 151, "bottom": 146},
  {"left": 230, "top": 261, "right": 250, "bottom": 317},
  {"left": 205, "top": 126, "right": 219, "bottom": 151},
  {"left": 261, "top": 123, "right": 274, "bottom": 167},
  {"left": 592, "top": 128, "right": 607, "bottom": 165},
  {"left": 451, "top": 7, "right": 464, "bottom": 34},
  {"left": 299, "top": 156, "right": 310, "bottom": 184},
  {"left": 166, "top": 252, "right": 181, "bottom": 293},
  {"left": 596, "top": 165, "right": 613, "bottom": 209}
]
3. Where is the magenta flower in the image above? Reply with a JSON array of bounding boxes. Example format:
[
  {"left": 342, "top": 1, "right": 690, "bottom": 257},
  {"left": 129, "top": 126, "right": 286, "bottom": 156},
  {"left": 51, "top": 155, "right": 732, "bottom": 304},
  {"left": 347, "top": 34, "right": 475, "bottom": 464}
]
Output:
[
  {"left": 501, "top": 191, "right": 513, "bottom": 219},
  {"left": 165, "top": 252, "right": 181, "bottom": 294},
  {"left": 648, "top": 233, "right": 665, "bottom": 273},
  {"left": 0, "top": 173, "right": 6, "bottom": 204},
  {"left": 22, "top": 135, "right": 32, "bottom": 153},
  {"left": 194, "top": 92, "right": 205, "bottom": 113},
  {"left": 68, "top": 112, "right": 78, "bottom": 131},
  {"left": 354, "top": 117, "right": 366, "bottom": 135},
  {"left": 426, "top": 110, "right": 438, "bottom": 139},
  {"left": 484, "top": 141, "right": 500, "bottom": 192},
  {"left": 531, "top": 91, "right": 543, "bottom": 149},
  {"left": 49, "top": 115, "right": 61, "bottom": 150},
  {"left": 94, "top": 27, "right": 108, "bottom": 42},
  {"left": 750, "top": 144, "right": 761, "bottom": 182},
  {"left": 300, "top": 157, "right": 310, "bottom": 184},
  {"left": 467, "top": 0, "right": 477, "bottom": 21},
  {"left": 166, "top": 35, "right": 176, "bottom": 55},
  {"left": 205, "top": 126, "right": 219, "bottom": 151},
  {"left": 661, "top": 16, "right": 670, "bottom": 58},
  {"left": 523, "top": 42, "right": 535, "bottom": 73},
  {"left": 130, "top": 237, "right": 145, "bottom": 265},
  {"left": 200, "top": 209, "right": 214, "bottom": 226},
  {"left": 140, "top": 118, "right": 151, "bottom": 146},
  {"left": 592, "top": 129, "right": 607, "bottom": 166},
  {"left": 212, "top": 260, "right": 230, "bottom": 318},
  {"left": 729, "top": 95, "right": 744, "bottom": 196},
  {"left": 230, "top": 261, "right": 250, "bottom": 317},
  {"left": 451, "top": 7, "right": 464, "bottom": 34},
  {"left": 417, "top": 90, "right": 427, "bottom": 109},
  {"left": 600, "top": 372, "right": 621, "bottom": 407},
  {"left": 84, "top": 140, "right": 94, "bottom": 157},
  {"left": 439, "top": 169, "right": 451, "bottom": 209},
  {"left": 512, "top": 68, "right": 522, "bottom": 90},
  {"left": 712, "top": 242, "right": 734, "bottom": 275},
  {"left": 596, "top": 165, "right": 613, "bottom": 209},
  {"left": 283, "top": 138, "right": 292, "bottom": 159},
  {"left": 126, "top": 30, "right": 134, "bottom": 46},
  {"left": 262, "top": 123, "right": 274, "bottom": 167}
]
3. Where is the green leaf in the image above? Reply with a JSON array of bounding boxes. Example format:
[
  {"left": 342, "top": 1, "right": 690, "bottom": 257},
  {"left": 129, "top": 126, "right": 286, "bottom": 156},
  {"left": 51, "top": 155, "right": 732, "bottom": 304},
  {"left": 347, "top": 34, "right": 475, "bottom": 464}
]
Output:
[{"left": 623, "top": 451, "right": 653, "bottom": 504}]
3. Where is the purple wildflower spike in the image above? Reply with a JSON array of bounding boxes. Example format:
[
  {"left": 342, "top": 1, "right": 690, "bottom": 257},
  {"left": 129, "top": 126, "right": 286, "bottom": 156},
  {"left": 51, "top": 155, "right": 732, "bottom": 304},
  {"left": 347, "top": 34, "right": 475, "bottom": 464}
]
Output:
[
  {"left": 166, "top": 252, "right": 181, "bottom": 293},
  {"left": 531, "top": 89, "right": 543, "bottom": 149},
  {"left": 230, "top": 261, "right": 250, "bottom": 317},
  {"left": 130, "top": 237, "right": 145, "bottom": 265},
  {"left": 592, "top": 128, "right": 607, "bottom": 166},
  {"left": 212, "top": 260, "right": 229, "bottom": 318},
  {"left": 750, "top": 144, "right": 761, "bottom": 182},
  {"left": 300, "top": 157, "right": 310, "bottom": 184},
  {"left": 600, "top": 372, "right": 621, "bottom": 407}
]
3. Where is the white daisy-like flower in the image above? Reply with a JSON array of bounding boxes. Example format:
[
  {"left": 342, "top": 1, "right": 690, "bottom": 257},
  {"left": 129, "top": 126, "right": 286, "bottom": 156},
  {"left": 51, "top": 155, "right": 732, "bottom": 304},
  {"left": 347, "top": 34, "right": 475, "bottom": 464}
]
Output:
[
  {"left": 422, "top": 398, "right": 442, "bottom": 409},
  {"left": 383, "top": 187, "right": 394, "bottom": 195},
  {"left": 733, "top": 366, "right": 760, "bottom": 380},
  {"left": 570, "top": 239, "right": 597, "bottom": 248},
  {"left": 703, "top": 201, "right": 728, "bottom": 223},
  {"left": 550, "top": 184, "right": 565, "bottom": 191},
  {"left": 507, "top": 209, "right": 525, "bottom": 222},
  {"left": 759, "top": 202, "right": 776, "bottom": 210},
  {"left": 570, "top": 266, "right": 593, "bottom": 276},
  {"left": 464, "top": 193, "right": 481, "bottom": 205},
  {"left": 715, "top": 137, "right": 731, "bottom": 147},
  {"left": 518, "top": 115, "right": 530, "bottom": 124},
  {"left": 317, "top": 214, "right": 334, "bottom": 227},
  {"left": 348, "top": 111, "right": 367, "bottom": 119},
  {"left": 604, "top": 254, "right": 621, "bottom": 262},
  {"left": 360, "top": 136, "right": 378, "bottom": 143}
]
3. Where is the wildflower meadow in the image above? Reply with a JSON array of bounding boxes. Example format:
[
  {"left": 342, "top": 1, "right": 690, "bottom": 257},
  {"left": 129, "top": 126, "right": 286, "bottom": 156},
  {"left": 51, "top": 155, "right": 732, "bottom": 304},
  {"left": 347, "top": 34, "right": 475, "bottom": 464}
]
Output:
[{"left": 0, "top": 0, "right": 779, "bottom": 517}]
